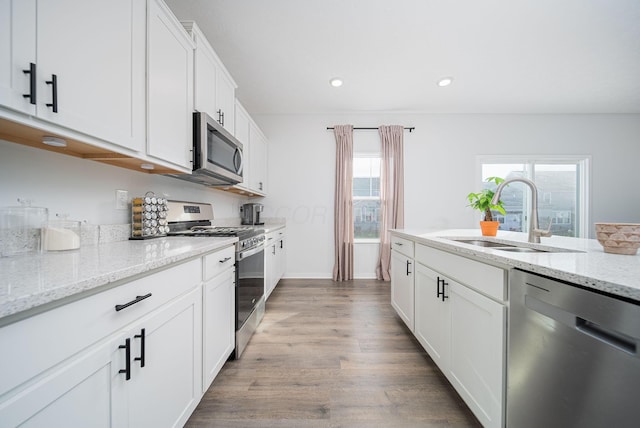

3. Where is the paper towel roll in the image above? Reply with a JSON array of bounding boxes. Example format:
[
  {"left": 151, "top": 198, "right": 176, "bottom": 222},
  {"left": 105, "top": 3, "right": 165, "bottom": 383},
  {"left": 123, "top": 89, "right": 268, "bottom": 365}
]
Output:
[{"left": 43, "top": 227, "right": 80, "bottom": 251}]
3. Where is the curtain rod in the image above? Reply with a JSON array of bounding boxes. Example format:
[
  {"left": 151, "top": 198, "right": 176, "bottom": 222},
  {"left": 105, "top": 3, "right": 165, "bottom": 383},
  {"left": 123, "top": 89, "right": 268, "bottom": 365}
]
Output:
[{"left": 326, "top": 126, "right": 415, "bottom": 133}]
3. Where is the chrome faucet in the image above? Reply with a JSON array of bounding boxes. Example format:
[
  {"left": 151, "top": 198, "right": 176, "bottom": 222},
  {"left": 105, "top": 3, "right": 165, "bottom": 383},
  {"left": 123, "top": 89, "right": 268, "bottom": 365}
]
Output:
[{"left": 491, "top": 177, "right": 552, "bottom": 243}]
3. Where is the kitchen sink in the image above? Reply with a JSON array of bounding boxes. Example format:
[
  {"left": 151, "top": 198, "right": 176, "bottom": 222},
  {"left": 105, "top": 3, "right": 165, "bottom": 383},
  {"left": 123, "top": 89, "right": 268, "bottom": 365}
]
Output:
[
  {"left": 444, "top": 237, "right": 580, "bottom": 253},
  {"left": 493, "top": 247, "right": 548, "bottom": 253},
  {"left": 452, "top": 239, "right": 518, "bottom": 248}
]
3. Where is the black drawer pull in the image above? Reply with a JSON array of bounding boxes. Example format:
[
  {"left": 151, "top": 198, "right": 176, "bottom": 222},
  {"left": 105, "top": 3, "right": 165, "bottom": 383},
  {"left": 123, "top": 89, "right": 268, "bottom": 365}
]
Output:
[
  {"left": 134, "top": 328, "right": 146, "bottom": 368},
  {"left": 22, "top": 62, "right": 36, "bottom": 104},
  {"left": 219, "top": 256, "right": 232, "bottom": 264},
  {"left": 45, "top": 74, "right": 58, "bottom": 112},
  {"left": 115, "top": 293, "right": 152, "bottom": 312},
  {"left": 119, "top": 338, "right": 131, "bottom": 380},
  {"left": 406, "top": 260, "right": 412, "bottom": 276}
]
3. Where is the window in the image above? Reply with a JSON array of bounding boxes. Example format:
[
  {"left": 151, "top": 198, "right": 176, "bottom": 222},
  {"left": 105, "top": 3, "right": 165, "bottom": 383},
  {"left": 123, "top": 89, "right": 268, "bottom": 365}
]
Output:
[
  {"left": 353, "top": 156, "right": 381, "bottom": 240},
  {"left": 478, "top": 156, "right": 590, "bottom": 238}
]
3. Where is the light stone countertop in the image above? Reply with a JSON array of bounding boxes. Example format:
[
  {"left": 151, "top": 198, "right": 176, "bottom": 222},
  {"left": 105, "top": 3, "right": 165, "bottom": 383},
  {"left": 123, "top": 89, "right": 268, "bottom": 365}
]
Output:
[
  {"left": 0, "top": 236, "right": 237, "bottom": 323},
  {"left": 391, "top": 229, "right": 640, "bottom": 302}
]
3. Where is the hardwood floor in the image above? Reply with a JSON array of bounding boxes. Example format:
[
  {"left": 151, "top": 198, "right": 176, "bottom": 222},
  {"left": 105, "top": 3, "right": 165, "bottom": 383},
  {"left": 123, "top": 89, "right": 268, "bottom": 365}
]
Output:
[{"left": 186, "top": 279, "right": 481, "bottom": 427}]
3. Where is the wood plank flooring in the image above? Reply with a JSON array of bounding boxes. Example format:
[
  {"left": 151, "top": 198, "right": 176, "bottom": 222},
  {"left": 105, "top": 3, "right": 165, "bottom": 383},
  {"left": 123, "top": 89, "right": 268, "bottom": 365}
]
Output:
[{"left": 186, "top": 279, "right": 481, "bottom": 427}]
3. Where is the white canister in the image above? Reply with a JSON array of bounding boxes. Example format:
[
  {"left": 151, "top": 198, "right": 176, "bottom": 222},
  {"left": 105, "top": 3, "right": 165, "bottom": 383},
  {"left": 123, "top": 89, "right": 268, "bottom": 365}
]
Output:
[{"left": 43, "top": 220, "right": 81, "bottom": 251}]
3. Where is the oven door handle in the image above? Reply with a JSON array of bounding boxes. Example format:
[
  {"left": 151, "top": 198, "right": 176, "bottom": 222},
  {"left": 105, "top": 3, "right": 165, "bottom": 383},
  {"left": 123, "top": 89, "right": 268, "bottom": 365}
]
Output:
[{"left": 237, "top": 244, "right": 264, "bottom": 260}]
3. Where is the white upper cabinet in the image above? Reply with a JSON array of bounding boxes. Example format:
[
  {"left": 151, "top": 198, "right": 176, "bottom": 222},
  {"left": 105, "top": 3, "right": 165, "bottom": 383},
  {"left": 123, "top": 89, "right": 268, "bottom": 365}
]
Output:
[
  {"left": 249, "top": 121, "right": 268, "bottom": 194},
  {"left": 147, "top": 0, "right": 194, "bottom": 171},
  {"left": 234, "top": 100, "right": 251, "bottom": 187},
  {"left": 182, "top": 21, "right": 236, "bottom": 135},
  {"left": 0, "top": 0, "right": 146, "bottom": 153},
  {"left": 0, "top": 0, "right": 36, "bottom": 115}
]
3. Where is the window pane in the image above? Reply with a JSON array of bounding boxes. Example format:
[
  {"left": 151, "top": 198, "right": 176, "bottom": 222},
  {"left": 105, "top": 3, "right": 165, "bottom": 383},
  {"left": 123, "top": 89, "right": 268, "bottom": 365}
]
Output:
[
  {"left": 354, "top": 199, "right": 381, "bottom": 239},
  {"left": 533, "top": 164, "right": 577, "bottom": 237},
  {"left": 353, "top": 156, "right": 381, "bottom": 239},
  {"left": 480, "top": 161, "right": 582, "bottom": 237}
]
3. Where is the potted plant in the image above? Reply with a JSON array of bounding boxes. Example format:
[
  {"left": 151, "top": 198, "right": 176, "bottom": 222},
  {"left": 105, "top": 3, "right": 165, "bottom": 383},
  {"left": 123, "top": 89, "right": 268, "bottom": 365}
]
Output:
[{"left": 467, "top": 176, "right": 507, "bottom": 236}]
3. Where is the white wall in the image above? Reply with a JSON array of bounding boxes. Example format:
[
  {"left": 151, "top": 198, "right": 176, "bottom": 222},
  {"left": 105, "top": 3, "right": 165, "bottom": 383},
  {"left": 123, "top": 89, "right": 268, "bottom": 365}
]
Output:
[
  {"left": 0, "top": 139, "right": 249, "bottom": 225},
  {"left": 255, "top": 113, "right": 640, "bottom": 279}
]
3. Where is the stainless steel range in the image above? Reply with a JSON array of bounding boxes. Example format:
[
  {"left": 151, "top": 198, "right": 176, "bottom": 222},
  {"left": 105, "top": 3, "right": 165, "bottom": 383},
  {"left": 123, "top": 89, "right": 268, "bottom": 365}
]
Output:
[{"left": 166, "top": 200, "right": 265, "bottom": 358}]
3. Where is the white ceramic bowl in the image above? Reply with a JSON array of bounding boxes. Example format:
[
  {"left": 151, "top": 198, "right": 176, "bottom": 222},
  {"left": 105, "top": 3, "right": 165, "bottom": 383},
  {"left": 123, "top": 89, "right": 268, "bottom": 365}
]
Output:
[{"left": 595, "top": 223, "right": 640, "bottom": 255}]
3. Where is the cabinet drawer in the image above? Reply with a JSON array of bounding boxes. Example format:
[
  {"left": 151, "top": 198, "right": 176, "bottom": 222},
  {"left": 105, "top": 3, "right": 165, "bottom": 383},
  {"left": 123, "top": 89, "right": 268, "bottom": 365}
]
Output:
[
  {"left": 415, "top": 244, "right": 506, "bottom": 302},
  {"left": 391, "top": 235, "right": 414, "bottom": 258},
  {"left": 0, "top": 258, "right": 201, "bottom": 397},
  {"left": 203, "top": 245, "right": 235, "bottom": 281}
]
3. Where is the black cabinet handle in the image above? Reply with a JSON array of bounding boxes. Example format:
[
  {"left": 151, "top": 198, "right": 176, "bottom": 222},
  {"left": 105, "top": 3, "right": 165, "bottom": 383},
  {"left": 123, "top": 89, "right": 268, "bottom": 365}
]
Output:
[
  {"left": 134, "top": 328, "right": 146, "bottom": 368},
  {"left": 45, "top": 74, "right": 58, "bottom": 112},
  {"left": 22, "top": 63, "right": 36, "bottom": 104},
  {"left": 219, "top": 256, "right": 232, "bottom": 264},
  {"left": 280, "top": 240, "right": 283, "bottom": 249},
  {"left": 394, "top": 242, "right": 403, "bottom": 246},
  {"left": 259, "top": 181, "right": 263, "bottom": 191},
  {"left": 437, "top": 277, "right": 449, "bottom": 302},
  {"left": 115, "top": 293, "right": 152, "bottom": 312},
  {"left": 217, "top": 109, "right": 223, "bottom": 125},
  {"left": 406, "top": 260, "right": 412, "bottom": 276},
  {"left": 221, "top": 111, "right": 225, "bottom": 127},
  {"left": 119, "top": 338, "right": 131, "bottom": 380}
]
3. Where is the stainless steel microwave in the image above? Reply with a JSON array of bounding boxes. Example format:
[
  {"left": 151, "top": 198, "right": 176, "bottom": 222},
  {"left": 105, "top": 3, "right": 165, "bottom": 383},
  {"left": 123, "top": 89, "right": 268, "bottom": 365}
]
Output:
[{"left": 168, "top": 112, "right": 243, "bottom": 186}]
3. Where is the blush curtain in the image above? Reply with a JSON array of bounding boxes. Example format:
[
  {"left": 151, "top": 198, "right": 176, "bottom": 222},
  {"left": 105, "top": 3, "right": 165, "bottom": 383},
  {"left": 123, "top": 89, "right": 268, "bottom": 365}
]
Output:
[
  {"left": 333, "top": 125, "right": 354, "bottom": 281},
  {"left": 376, "top": 125, "right": 405, "bottom": 281}
]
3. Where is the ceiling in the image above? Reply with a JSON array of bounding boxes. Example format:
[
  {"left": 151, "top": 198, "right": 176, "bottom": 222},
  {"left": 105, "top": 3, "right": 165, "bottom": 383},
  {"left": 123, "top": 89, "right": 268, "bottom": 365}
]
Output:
[{"left": 165, "top": 0, "right": 640, "bottom": 115}]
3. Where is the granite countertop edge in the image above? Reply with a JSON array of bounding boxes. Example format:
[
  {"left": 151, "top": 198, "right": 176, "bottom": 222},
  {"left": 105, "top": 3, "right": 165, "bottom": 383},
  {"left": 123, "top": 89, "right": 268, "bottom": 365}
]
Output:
[
  {"left": 390, "top": 229, "right": 640, "bottom": 302},
  {"left": 0, "top": 236, "right": 238, "bottom": 321}
]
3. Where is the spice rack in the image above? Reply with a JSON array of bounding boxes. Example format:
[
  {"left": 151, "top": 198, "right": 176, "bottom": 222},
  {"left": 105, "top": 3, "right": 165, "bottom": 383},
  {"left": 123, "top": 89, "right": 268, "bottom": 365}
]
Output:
[{"left": 130, "top": 192, "right": 169, "bottom": 239}]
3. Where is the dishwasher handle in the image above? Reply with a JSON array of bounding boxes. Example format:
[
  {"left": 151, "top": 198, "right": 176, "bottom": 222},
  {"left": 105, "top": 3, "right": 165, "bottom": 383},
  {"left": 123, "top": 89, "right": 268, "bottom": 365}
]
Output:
[{"left": 576, "top": 318, "right": 637, "bottom": 355}]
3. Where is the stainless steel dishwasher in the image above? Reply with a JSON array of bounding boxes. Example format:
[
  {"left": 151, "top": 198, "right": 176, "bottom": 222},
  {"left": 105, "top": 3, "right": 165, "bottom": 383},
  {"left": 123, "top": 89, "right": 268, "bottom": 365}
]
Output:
[{"left": 508, "top": 269, "right": 640, "bottom": 428}]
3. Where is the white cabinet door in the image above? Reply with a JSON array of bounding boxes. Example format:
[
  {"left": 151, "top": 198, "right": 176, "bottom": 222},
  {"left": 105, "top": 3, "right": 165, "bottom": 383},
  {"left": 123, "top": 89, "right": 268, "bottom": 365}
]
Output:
[
  {"left": 264, "top": 233, "right": 277, "bottom": 299},
  {"left": 390, "top": 250, "right": 414, "bottom": 331},
  {"left": 0, "top": 334, "right": 126, "bottom": 428},
  {"left": 215, "top": 69, "right": 235, "bottom": 134},
  {"left": 0, "top": 0, "right": 146, "bottom": 152},
  {"left": 203, "top": 266, "right": 235, "bottom": 392},
  {"left": 147, "top": 0, "right": 194, "bottom": 170},
  {"left": 414, "top": 262, "right": 450, "bottom": 370},
  {"left": 191, "top": 26, "right": 217, "bottom": 119},
  {"left": 249, "top": 122, "right": 267, "bottom": 194},
  {"left": 36, "top": 0, "right": 146, "bottom": 152},
  {"left": 0, "top": 0, "right": 36, "bottom": 115},
  {"left": 276, "top": 232, "right": 286, "bottom": 282},
  {"left": 127, "top": 286, "right": 202, "bottom": 428},
  {"left": 234, "top": 100, "right": 251, "bottom": 188},
  {"left": 448, "top": 281, "right": 505, "bottom": 428}
]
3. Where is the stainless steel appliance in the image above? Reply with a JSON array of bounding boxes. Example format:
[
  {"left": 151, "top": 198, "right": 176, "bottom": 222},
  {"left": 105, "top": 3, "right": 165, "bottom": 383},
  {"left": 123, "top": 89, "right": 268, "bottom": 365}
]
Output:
[
  {"left": 166, "top": 112, "right": 243, "bottom": 186},
  {"left": 508, "top": 269, "right": 640, "bottom": 427},
  {"left": 166, "top": 200, "right": 265, "bottom": 358},
  {"left": 240, "top": 203, "right": 264, "bottom": 225}
]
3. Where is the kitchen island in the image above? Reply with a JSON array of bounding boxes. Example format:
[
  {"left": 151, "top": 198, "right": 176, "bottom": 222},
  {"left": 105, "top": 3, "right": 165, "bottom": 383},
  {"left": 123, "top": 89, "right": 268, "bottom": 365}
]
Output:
[{"left": 390, "top": 228, "right": 640, "bottom": 428}]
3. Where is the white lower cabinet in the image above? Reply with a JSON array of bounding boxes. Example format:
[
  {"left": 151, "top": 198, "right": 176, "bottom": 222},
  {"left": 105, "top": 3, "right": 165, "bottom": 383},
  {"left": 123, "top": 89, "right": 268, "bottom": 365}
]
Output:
[
  {"left": 202, "top": 263, "right": 235, "bottom": 391},
  {"left": 390, "top": 249, "right": 415, "bottom": 332},
  {"left": 265, "top": 228, "right": 286, "bottom": 300},
  {"left": 414, "top": 263, "right": 450, "bottom": 370},
  {"left": 414, "top": 242, "right": 505, "bottom": 428},
  {"left": 0, "top": 335, "right": 124, "bottom": 427},
  {"left": 0, "top": 257, "right": 205, "bottom": 427},
  {"left": 125, "top": 286, "right": 202, "bottom": 428}
]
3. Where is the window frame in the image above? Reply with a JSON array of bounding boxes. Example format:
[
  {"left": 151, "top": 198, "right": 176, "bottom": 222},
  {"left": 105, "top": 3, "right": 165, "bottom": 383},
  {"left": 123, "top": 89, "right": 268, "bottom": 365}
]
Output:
[
  {"left": 476, "top": 155, "right": 591, "bottom": 238},
  {"left": 353, "top": 153, "right": 382, "bottom": 244}
]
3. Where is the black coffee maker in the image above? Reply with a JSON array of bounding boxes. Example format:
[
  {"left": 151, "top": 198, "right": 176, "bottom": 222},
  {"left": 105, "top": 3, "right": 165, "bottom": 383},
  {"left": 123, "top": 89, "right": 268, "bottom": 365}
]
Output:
[{"left": 240, "top": 203, "right": 264, "bottom": 225}]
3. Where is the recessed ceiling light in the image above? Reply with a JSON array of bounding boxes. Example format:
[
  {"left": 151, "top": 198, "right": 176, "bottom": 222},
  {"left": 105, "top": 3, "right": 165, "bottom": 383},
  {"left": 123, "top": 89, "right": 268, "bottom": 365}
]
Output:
[
  {"left": 437, "top": 77, "right": 453, "bottom": 87},
  {"left": 42, "top": 136, "right": 67, "bottom": 147},
  {"left": 140, "top": 163, "right": 155, "bottom": 170},
  {"left": 329, "top": 78, "right": 343, "bottom": 87}
]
